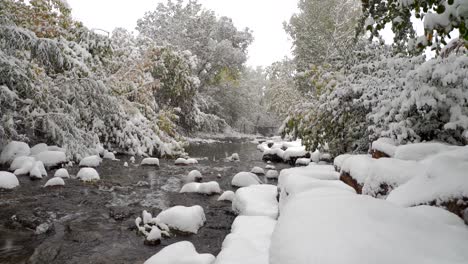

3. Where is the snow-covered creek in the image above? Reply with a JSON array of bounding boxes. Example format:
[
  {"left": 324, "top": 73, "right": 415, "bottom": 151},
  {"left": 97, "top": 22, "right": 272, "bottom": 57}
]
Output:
[{"left": 0, "top": 137, "right": 289, "bottom": 264}]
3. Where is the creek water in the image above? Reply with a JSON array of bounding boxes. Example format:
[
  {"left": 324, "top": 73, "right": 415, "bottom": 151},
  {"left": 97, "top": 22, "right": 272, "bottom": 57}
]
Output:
[{"left": 0, "top": 137, "right": 289, "bottom": 264}]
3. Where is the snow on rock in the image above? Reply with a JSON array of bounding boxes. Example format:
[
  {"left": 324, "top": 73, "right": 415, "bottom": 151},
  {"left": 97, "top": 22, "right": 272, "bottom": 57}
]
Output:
[
  {"left": 371, "top": 138, "right": 397, "bottom": 157},
  {"left": 44, "top": 177, "right": 65, "bottom": 187},
  {"left": 283, "top": 146, "right": 307, "bottom": 161},
  {"left": 175, "top": 158, "right": 198, "bottom": 165},
  {"left": 103, "top": 150, "right": 116, "bottom": 160},
  {"left": 333, "top": 154, "right": 352, "bottom": 171},
  {"left": 180, "top": 181, "right": 221, "bottom": 195},
  {"left": 0, "top": 141, "right": 30, "bottom": 165},
  {"left": 265, "top": 164, "right": 275, "bottom": 170},
  {"left": 143, "top": 241, "right": 214, "bottom": 264},
  {"left": 54, "top": 168, "right": 69, "bottom": 178},
  {"left": 394, "top": 142, "right": 458, "bottom": 161},
  {"left": 95, "top": 144, "right": 105, "bottom": 157},
  {"left": 270, "top": 191, "right": 468, "bottom": 264},
  {"left": 0, "top": 171, "right": 19, "bottom": 189},
  {"left": 29, "top": 162, "right": 43, "bottom": 180},
  {"left": 155, "top": 205, "right": 206, "bottom": 234},
  {"left": 295, "top": 158, "right": 310, "bottom": 166},
  {"left": 30, "top": 143, "right": 48, "bottom": 156},
  {"left": 10, "top": 156, "right": 36, "bottom": 172},
  {"left": 265, "top": 170, "right": 279, "bottom": 179},
  {"left": 340, "top": 154, "right": 374, "bottom": 184},
  {"left": 34, "top": 151, "right": 67, "bottom": 168},
  {"left": 227, "top": 153, "right": 240, "bottom": 162},
  {"left": 262, "top": 148, "right": 285, "bottom": 162},
  {"left": 250, "top": 166, "right": 265, "bottom": 175},
  {"left": 279, "top": 164, "right": 339, "bottom": 186},
  {"left": 141, "top": 158, "right": 160, "bottom": 166},
  {"left": 407, "top": 205, "right": 465, "bottom": 227},
  {"left": 142, "top": 210, "right": 153, "bottom": 225},
  {"left": 130, "top": 156, "right": 135, "bottom": 163},
  {"left": 310, "top": 149, "right": 320, "bottom": 163},
  {"left": 47, "top": 146, "right": 66, "bottom": 153},
  {"left": 232, "top": 184, "right": 278, "bottom": 219},
  {"left": 218, "top": 191, "right": 235, "bottom": 202},
  {"left": 231, "top": 172, "right": 262, "bottom": 187},
  {"left": 214, "top": 216, "right": 276, "bottom": 264},
  {"left": 79, "top": 155, "right": 102, "bottom": 167},
  {"left": 76, "top": 168, "right": 100, "bottom": 182},
  {"left": 145, "top": 226, "right": 162, "bottom": 244},
  {"left": 185, "top": 170, "right": 203, "bottom": 183}
]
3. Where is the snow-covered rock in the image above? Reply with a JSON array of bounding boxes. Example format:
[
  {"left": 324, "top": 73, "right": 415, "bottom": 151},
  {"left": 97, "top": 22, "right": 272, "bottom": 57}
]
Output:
[
  {"left": 250, "top": 166, "right": 265, "bottom": 175},
  {"left": 10, "top": 156, "right": 36, "bottom": 173},
  {"left": 227, "top": 153, "right": 240, "bottom": 162},
  {"left": 279, "top": 164, "right": 339, "bottom": 185},
  {"left": 44, "top": 177, "right": 65, "bottom": 187},
  {"left": 180, "top": 181, "right": 221, "bottom": 195},
  {"left": 175, "top": 157, "right": 198, "bottom": 165},
  {"left": 214, "top": 216, "right": 276, "bottom": 264},
  {"left": 155, "top": 205, "right": 206, "bottom": 234},
  {"left": 34, "top": 151, "right": 67, "bottom": 167},
  {"left": 231, "top": 172, "right": 262, "bottom": 187},
  {"left": 29, "top": 162, "right": 43, "bottom": 180},
  {"left": 0, "top": 141, "right": 30, "bottom": 165},
  {"left": 79, "top": 155, "right": 102, "bottom": 167},
  {"left": 47, "top": 146, "right": 66, "bottom": 152},
  {"left": 144, "top": 241, "right": 214, "bottom": 264},
  {"left": 130, "top": 156, "right": 135, "bottom": 163},
  {"left": 262, "top": 148, "right": 285, "bottom": 162},
  {"left": 103, "top": 150, "right": 116, "bottom": 160},
  {"left": 123, "top": 162, "right": 128, "bottom": 167},
  {"left": 333, "top": 154, "right": 352, "bottom": 171},
  {"left": 283, "top": 146, "right": 307, "bottom": 161},
  {"left": 0, "top": 171, "right": 19, "bottom": 189},
  {"left": 265, "top": 170, "right": 279, "bottom": 179},
  {"left": 232, "top": 184, "right": 278, "bottom": 219},
  {"left": 54, "top": 168, "right": 69, "bottom": 178},
  {"left": 265, "top": 164, "right": 275, "bottom": 170},
  {"left": 407, "top": 205, "right": 465, "bottom": 227},
  {"left": 95, "top": 144, "right": 105, "bottom": 157},
  {"left": 295, "top": 158, "right": 310, "bottom": 166},
  {"left": 185, "top": 170, "right": 203, "bottom": 183},
  {"left": 145, "top": 226, "right": 161, "bottom": 244},
  {"left": 310, "top": 149, "right": 320, "bottom": 163},
  {"left": 30, "top": 143, "right": 48, "bottom": 156},
  {"left": 218, "top": 191, "right": 235, "bottom": 202},
  {"left": 270, "top": 190, "right": 468, "bottom": 264},
  {"left": 394, "top": 142, "right": 458, "bottom": 161},
  {"left": 77, "top": 168, "right": 100, "bottom": 182},
  {"left": 371, "top": 138, "right": 397, "bottom": 157},
  {"left": 141, "top": 158, "right": 160, "bottom": 166},
  {"left": 142, "top": 210, "right": 153, "bottom": 225},
  {"left": 340, "top": 155, "right": 374, "bottom": 192}
]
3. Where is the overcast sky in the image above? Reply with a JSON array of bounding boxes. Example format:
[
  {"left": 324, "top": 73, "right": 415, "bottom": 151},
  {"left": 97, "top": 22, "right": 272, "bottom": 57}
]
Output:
[{"left": 67, "top": 0, "right": 298, "bottom": 67}]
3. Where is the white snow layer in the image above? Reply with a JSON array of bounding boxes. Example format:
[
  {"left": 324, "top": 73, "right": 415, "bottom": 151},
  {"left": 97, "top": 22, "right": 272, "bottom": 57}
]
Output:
[
  {"left": 214, "top": 216, "right": 276, "bottom": 264},
  {"left": 33, "top": 151, "right": 67, "bottom": 167},
  {"left": 54, "top": 168, "right": 69, "bottom": 178},
  {"left": 79, "top": 155, "right": 102, "bottom": 167},
  {"left": 295, "top": 158, "right": 310, "bottom": 166},
  {"left": 180, "top": 181, "right": 221, "bottom": 195},
  {"left": 283, "top": 146, "right": 307, "bottom": 161},
  {"left": 371, "top": 137, "right": 397, "bottom": 156},
  {"left": 250, "top": 166, "right": 265, "bottom": 174},
  {"left": 265, "top": 170, "right": 279, "bottom": 179},
  {"left": 0, "top": 141, "right": 30, "bottom": 164},
  {"left": 44, "top": 177, "right": 65, "bottom": 187},
  {"left": 218, "top": 191, "right": 235, "bottom": 202},
  {"left": 175, "top": 158, "right": 199, "bottom": 165},
  {"left": 333, "top": 154, "right": 352, "bottom": 171},
  {"left": 0, "top": 171, "right": 19, "bottom": 189},
  {"left": 155, "top": 205, "right": 206, "bottom": 234},
  {"left": 144, "top": 241, "right": 214, "bottom": 264},
  {"left": 407, "top": 205, "right": 465, "bottom": 227},
  {"left": 279, "top": 164, "right": 339, "bottom": 187},
  {"left": 184, "top": 170, "right": 202, "bottom": 183},
  {"left": 141, "top": 158, "right": 160, "bottom": 166},
  {"left": 30, "top": 143, "right": 49, "bottom": 156},
  {"left": 76, "top": 168, "right": 100, "bottom": 182},
  {"left": 231, "top": 172, "right": 262, "bottom": 187},
  {"left": 232, "top": 184, "right": 279, "bottom": 219},
  {"left": 394, "top": 142, "right": 458, "bottom": 161},
  {"left": 340, "top": 155, "right": 374, "bottom": 184}
]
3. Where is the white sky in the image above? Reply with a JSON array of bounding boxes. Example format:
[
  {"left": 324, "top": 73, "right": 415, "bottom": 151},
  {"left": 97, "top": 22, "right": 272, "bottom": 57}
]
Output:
[{"left": 67, "top": 0, "right": 299, "bottom": 67}]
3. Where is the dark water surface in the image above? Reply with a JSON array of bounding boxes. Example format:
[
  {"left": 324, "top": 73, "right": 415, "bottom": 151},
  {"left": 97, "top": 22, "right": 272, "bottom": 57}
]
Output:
[{"left": 0, "top": 137, "right": 288, "bottom": 264}]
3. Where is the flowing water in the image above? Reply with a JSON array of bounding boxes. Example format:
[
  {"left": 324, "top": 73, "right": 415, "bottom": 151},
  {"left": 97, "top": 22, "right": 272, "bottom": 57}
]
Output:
[{"left": 0, "top": 137, "right": 289, "bottom": 264}]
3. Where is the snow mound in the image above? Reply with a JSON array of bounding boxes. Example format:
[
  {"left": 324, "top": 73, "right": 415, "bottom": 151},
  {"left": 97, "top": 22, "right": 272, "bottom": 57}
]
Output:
[
  {"left": 180, "top": 181, "right": 221, "bottom": 195},
  {"left": 270, "top": 191, "right": 468, "bottom": 264},
  {"left": 387, "top": 156, "right": 468, "bottom": 207},
  {"left": 155, "top": 205, "right": 206, "bottom": 234},
  {"left": 218, "top": 191, "right": 235, "bottom": 202},
  {"left": 30, "top": 143, "right": 48, "bottom": 156},
  {"left": 214, "top": 216, "right": 276, "bottom": 264},
  {"left": 232, "top": 184, "right": 278, "bottom": 219},
  {"left": 340, "top": 155, "right": 373, "bottom": 184},
  {"left": 79, "top": 155, "right": 102, "bottom": 167},
  {"left": 371, "top": 138, "right": 397, "bottom": 157},
  {"left": 54, "top": 168, "right": 69, "bottom": 178},
  {"left": 265, "top": 170, "right": 279, "bottom": 179},
  {"left": 0, "top": 171, "right": 19, "bottom": 189},
  {"left": 103, "top": 150, "right": 116, "bottom": 160},
  {"left": 279, "top": 164, "right": 339, "bottom": 186},
  {"left": 185, "top": 170, "right": 202, "bottom": 183},
  {"left": 175, "top": 158, "right": 198, "bottom": 165},
  {"left": 33, "top": 151, "right": 67, "bottom": 167},
  {"left": 394, "top": 142, "right": 458, "bottom": 161},
  {"left": 77, "top": 168, "right": 100, "bottom": 182},
  {"left": 283, "top": 146, "right": 307, "bottom": 161},
  {"left": 0, "top": 141, "right": 30, "bottom": 165},
  {"left": 250, "top": 166, "right": 265, "bottom": 174},
  {"left": 295, "top": 158, "right": 310, "bottom": 166},
  {"left": 231, "top": 172, "right": 262, "bottom": 187},
  {"left": 333, "top": 154, "right": 352, "bottom": 171},
  {"left": 144, "top": 241, "right": 214, "bottom": 264},
  {"left": 407, "top": 205, "right": 465, "bottom": 227},
  {"left": 44, "top": 177, "right": 65, "bottom": 187},
  {"left": 29, "top": 162, "right": 44, "bottom": 179},
  {"left": 141, "top": 158, "right": 160, "bottom": 166},
  {"left": 10, "top": 156, "right": 35, "bottom": 172}
]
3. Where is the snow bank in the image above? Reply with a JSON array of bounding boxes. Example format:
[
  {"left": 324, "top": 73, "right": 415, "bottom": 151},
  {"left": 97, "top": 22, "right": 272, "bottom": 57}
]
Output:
[
  {"left": 333, "top": 154, "right": 352, "bottom": 171},
  {"left": 0, "top": 171, "right": 19, "bottom": 189},
  {"left": 340, "top": 155, "right": 373, "bottom": 184},
  {"left": 144, "top": 241, "right": 214, "bottom": 264},
  {"left": 33, "top": 151, "right": 67, "bottom": 167},
  {"left": 371, "top": 137, "right": 397, "bottom": 157},
  {"left": 270, "top": 191, "right": 468, "bottom": 264},
  {"left": 141, "top": 158, "right": 160, "bottom": 166},
  {"left": 265, "top": 170, "right": 279, "bottom": 179},
  {"left": 180, "top": 181, "right": 221, "bottom": 195},
  {"left": 250, "top": 166, "right": 265, "bottom": 174},
  {"left": 30, "top": 143, "right": 48, "bottom": 156},
  {"left": 155, "top": 205, "right": 206, "bottom": 234},
  {"left": 0, "top": 141, "right": 30, "bottom": 165},
  {"left": 54, "top": 168, "right": 69, "bottom": 178},
  {"left": 184, "top": 170, "right": 202, "bottom": 183},
  {"left": 232, "top": 185, "right": 278, "bottom": 219},
  {"left": 394, "top": 142, "right": 457, "bottom": 161},
  {"left": 214, "top": 216, "right": 276, "bottom": 264},
  {"left": 44, "top": 177, "right": 65, "bottom": 187},
  {"left": 77, "top": 168, "right": 100, "bottom": 182},
  {"left": 218, "top": 191, "right": 235, "bottom": 202},
  {"left": 231, "top": 172, "right": 262, "bottom": 187},
  {"left": 79, "top": 155, "right": 102, "bottom": 167}
]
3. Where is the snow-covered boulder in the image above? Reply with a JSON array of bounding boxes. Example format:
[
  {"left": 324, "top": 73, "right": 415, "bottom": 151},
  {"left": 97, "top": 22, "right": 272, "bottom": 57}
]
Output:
[
  {"left": 218, "top": 191, "right": 235, "bottom": 202},
  {"left": 34, "top": 151, "right": 67, "bottom": 168},
  {"left": 215, "top": 216, "right": 276, "bottom": 264},
  {"left": 123, "top": 162, "right": 128, "bottom": 167},
  {"left": 265, "top": 164, "right": 275, "bottom": 170},
  {"left": 227, "top": 153, "right": 240, "bottom": 162},
  {"left": 295, "top": 158, "right": 310, "bottom": 166},
  {"left": 279, "top": 164, "right": 339, "bottom": 187},
  {"left": 231, "top": 172, "right": 262, "bottom": 187},
  {"left": 0, "top": 141, "right": 30, "bottom": 165},
  {"left": 232, "top": 184, "right": 279, "bottom": 219},
  {"left": 333, "top": 154, "right": 352, "bottom": 172},
  {"left": 270, "top": 191, "right": 468, "bottom": 264},
  {"left": 10, "top": 156, "right": 36, "bottom": 173},
  {"left": 141, "top": 158, "right": 160, "bottom": 166},
  {"left": 44, "top": 177, "right": 65, "bottom": 187},
  {"left": 310, "top": 149, "right": 320, "bottom": 163},
  {"left": 54, "top": 168, "right": 69, "bottom": 178},
  {"left": 339, "top": 155, "right": 373, "bottom": 193},
  {"left": 103, "top": 150, "right": 116, "bottom": 160},
  {"left": 47, "top": 146, "right": 66, "bottom": 152},
  {"left": 155, "top": 205, "right": 206, "bottom": 234},
  {"left": 394, "top": 142, "right": 458, "bottom": 161},
  {"left": 0, "top": 171, "right": 19, "bottom": 189},
  {"left": 184, "top": 170, "right": 203, "bottom": 183},
  {"left": 371, "top": 138, "right": 397, "bottom": 158},
  {"left": 407, "top": 205, "right": 465, "bottom": 227},
  {"left": 30, "top": 143, "right": 48, "bottom": 156},
  {"left": 283, "top": 146, "right": 308, "bottom": 164},
  {"left": 174, "top": 158, "right": 198, "bottom": 165},
  {"left": 262, "top": 148, "right": 285, "bottom": 163},
  {"left": 130, "top": 156, "right": 135, "bottom": 163},
  {"left": 77, "top": 168, "right": 100, "bottom": 182},
  {"left": 180, "top": 181, "right": 221, "bottom": 195},
  {"left": 79, "top": 155, "right": 102, "bottom": 167},
  {"left": 265, "top": 170, "right": 279, "bottom": 179},
  {"left": 143, "top": 241, "right": 214, "bottom": 264},
  {"left": 145, "top": 226, "right": 161, "bottom": 245},
  {"left": 250, "top": 166, "right": 265, "bottom": 175},
  {"left": 29, "top": 162, "right": 44, "bottom": 180}
]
